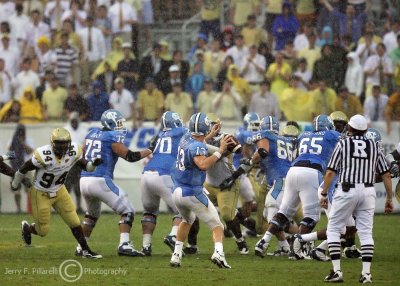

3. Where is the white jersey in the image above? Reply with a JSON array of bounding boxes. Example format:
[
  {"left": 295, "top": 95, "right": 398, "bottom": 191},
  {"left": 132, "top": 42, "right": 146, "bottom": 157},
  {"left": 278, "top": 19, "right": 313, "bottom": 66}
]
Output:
[
  {"left": 31, "top": 143, "right": 83, "bottom": 193},
  {"left": 205, "top": 154, "right": 234, "bottom": 187}
]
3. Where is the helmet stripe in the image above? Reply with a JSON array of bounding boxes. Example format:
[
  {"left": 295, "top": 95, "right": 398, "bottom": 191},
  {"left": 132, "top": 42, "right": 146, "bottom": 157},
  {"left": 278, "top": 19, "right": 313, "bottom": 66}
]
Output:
[
  {"left": 194, "top": 113, "right": 201, "bottom": 134},
  {"left": 315, "top": 115, "right": 320, "bottom": 131},
  {"left": 269, "top": 116, "right": 272, "bottom": 131},
  {"left": 162, "top": 113, "right": 167, "bottom": 129}
]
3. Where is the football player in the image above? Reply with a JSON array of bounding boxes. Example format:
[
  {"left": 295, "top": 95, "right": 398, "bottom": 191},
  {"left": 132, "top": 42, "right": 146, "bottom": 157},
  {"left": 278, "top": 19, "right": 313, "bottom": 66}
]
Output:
[
  {"left": 170, "top": 112, "right": 232, "bottom": 268},
  {"left": 11, "top": 128, "right": 102, "bottom": 258},
  {"left": 78, "top": 109, "right": 153, "bottom": 257},
  {"left": 140, "top": 111, "right": 186, "bottom": 256},
  {"left": 0, "top": 151, "right": 16, "bottom": 177},
  {"left": 203, "top": 113, "right": 249, "bottom": 254},
  {"left": 254, "top": 115, "right": 340, "bottom": 258}
]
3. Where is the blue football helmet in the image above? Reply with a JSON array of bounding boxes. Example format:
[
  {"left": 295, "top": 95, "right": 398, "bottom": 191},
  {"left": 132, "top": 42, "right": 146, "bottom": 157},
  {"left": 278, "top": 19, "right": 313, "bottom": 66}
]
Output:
[
  {"left": 312, "top": 114, "right": 334, "bottom": 132},
  {"left": 365, "top": 128, "right": 382, "bottom": 143},
  {"left": 101, "top": 109, "right": 126, "bottom": 133},
  {"left": 243, "top": 112, "right": 261, "bottom": 131},
  {"left": 161, "top": 111, "right": 183, "bottom": 130},
  {"left": 260, "top": 116, "right": 279, "bottom": 134},
  {"left": 189, "top": 112, "right": 211, "bottom": 136}
]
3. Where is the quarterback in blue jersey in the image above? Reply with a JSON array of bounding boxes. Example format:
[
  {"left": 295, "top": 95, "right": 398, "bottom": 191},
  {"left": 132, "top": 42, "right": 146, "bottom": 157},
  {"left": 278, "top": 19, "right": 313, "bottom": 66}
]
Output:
[
  {"left": 78, "top": 109, "right": 153, "bottom": 257},
  {"left": 170, "top": 112, "right": 232, "bottom": 268},
  {"left": 140, "top": 111, "right": 187, "bottom": 256},
  {"left": 254, "top": 115, "right": 340, "bottom": 258}
]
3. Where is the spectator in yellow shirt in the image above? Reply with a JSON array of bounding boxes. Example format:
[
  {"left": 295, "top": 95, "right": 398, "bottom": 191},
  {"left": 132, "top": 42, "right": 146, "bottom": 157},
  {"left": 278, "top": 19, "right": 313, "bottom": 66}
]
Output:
[
  {"left": 203, "top": 40, "right": 225, "bottom": 81},
  {"left": 241, "top": 14, "right": 267, "bottom": 47},
  {"left": 227, "top": 64, "right": 252, "bottom": 108},
  {"left": 310, "top": 80, "right": 337, "bottom": 118},
  {"left": 165, "top": 82, "right": 193, "bottom": 123},
  {"left": 266, "top": 52, "right": 291, "bottom": 103},
  {"left": 137, "top": 77, "right": 164, "bottom": 125},
  {"left": 198, "top": 0, "right": 222, "bottom": 40},
  {"left": 42, "top": 75, "right": 68, "bottom": 121},
  {"left": 213, "top": 80, "right": 243, "bottom": 120},
  {"left": 334, "top": 86, "right": 363, "bottom": 118},
  {"left": 196, "top": 78, "right": 217, "bottom": 114},
  {"left": 230, "top": 0, "right": 260, "bottom": 30},
  {"left": 18, "top": 86, "right": 44, "bottom": 124}
]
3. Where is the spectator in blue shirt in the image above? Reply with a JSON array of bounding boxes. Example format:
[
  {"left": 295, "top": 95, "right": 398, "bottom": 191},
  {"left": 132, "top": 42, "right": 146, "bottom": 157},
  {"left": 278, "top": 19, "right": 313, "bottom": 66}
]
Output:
[
  {"left": 272, "top": 2, "right": 299, "bottom": 51},
  {"left": 86, "top": 81, "right": 110, "bottom": 121}
]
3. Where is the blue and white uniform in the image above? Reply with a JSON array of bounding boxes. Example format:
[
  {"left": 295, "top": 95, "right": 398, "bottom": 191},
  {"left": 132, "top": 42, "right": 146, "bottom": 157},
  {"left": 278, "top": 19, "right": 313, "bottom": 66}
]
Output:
[
  {"left": 141, "top": 127, "right": 187, "bottom": 215},
  {"left": 80, "top": 128, "right": 134, "bottom": 217},
  {"left": 254, "top": 131, "right": 294, "bottom": 222},
  {"left": 278, "top": 129, "right": 340, "bottom": 222},
  {"left": 172, "top": 133, "right": 223, "bottom": 229}
]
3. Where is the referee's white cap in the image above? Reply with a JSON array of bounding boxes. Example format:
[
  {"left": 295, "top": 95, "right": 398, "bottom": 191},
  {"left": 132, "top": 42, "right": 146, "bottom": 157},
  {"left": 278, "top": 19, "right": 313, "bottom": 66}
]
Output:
[{"left": 348, "top": 114, "right": 368, "bottom": 131}]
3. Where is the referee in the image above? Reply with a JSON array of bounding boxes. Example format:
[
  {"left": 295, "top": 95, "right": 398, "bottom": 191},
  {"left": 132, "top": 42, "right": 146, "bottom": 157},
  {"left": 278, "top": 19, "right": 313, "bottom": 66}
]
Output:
[{"left": 320, "top": 114, "right": 393, "bottom": 283}]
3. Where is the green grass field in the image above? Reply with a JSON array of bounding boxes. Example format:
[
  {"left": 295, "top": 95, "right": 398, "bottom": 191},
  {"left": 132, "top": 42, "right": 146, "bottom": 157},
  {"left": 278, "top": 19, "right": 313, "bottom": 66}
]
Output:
[{"left": 0, "top": 213, "right": 399, "bottom": 286}]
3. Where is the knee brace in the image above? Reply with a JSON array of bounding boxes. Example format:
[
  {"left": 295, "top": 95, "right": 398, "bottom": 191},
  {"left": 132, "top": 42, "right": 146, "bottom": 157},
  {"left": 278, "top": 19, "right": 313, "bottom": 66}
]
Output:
[
  {"left": 119, "top": 212, "right": 134, "bottom": 227},
  {"left": 83, "top": 214, "right": 98, "bottom": 229},
  {"left": 141, "top": 212, "right": 157, "bottom": 225},
  {"left": 270, "top": 212, "right": 290, "bottom": 231},
  {"left": 300, "top": 217, "right": 317, "bottom": 231}
]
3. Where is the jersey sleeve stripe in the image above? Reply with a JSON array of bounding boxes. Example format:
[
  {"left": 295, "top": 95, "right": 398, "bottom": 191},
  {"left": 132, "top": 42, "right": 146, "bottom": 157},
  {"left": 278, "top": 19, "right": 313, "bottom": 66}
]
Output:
[{"left": 33, "top": 150, "right": 46, "bottom": 168}]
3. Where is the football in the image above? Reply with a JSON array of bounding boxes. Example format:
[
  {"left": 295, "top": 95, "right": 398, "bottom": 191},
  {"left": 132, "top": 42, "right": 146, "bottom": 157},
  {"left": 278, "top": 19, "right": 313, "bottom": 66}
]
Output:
[{"left": 224, "top": 134, "right": 242, "bottom": 154}]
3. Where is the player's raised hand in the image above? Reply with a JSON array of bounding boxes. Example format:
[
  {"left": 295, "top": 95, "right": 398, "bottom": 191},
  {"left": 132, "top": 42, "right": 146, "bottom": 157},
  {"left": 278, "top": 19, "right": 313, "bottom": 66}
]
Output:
[{"left": 218, "top": 135, "right": 230, "bottom": 153}]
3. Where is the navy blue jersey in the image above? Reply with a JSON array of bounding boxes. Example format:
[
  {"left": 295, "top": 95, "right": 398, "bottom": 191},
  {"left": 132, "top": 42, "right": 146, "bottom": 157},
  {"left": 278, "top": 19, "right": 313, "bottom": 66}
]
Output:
[
  {"left": 144, "top": 127, "right": 187, "bottom": 175},
  {"left": 81, "top": 128, "right": 126, "bottom": 179},
  {"left": 255, "top": 131, "right": 293, "bottom": 185},
  {"left": 293, "top": 130, "right": 340, "bottom": 172},
  {"left": 233, "top": 127, "right": 255, "bottom": 169},
  {"left": 172, "top": 133, "right": 208, "bottom": 196}
]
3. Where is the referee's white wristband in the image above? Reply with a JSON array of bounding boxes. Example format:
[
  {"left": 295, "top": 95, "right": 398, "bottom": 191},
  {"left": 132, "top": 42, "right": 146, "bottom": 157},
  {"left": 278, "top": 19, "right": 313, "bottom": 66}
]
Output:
[{"left": 213, "top": 151, "right": 222, "bottom": 159}]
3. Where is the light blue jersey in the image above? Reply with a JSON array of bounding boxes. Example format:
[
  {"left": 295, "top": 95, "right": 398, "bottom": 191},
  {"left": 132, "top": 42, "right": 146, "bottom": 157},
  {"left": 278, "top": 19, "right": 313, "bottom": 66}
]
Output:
[
  {"left": 255, "top": 131, "right": 293, "bottom": 186},
  {"left": 233, "top": 127, "right": 255, "bottom": 169},
  {"left": 81, "top": 128, "right": 126, "bottom": 179},
  {"left": 293, "top": 130, "right": 340, "bottom": 172},
  {"left": 144, "top": 127, "right": 187, "bottom": 175},
  {"left": 172, "top": 133, "right": 208, "bottom": 196}
]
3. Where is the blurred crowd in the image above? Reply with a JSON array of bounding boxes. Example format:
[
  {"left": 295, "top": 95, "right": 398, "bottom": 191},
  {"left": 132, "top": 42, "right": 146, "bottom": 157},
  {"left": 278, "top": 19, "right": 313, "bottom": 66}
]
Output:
[{"left": 0, "top": 0, "right": 399, "bottom": 134}]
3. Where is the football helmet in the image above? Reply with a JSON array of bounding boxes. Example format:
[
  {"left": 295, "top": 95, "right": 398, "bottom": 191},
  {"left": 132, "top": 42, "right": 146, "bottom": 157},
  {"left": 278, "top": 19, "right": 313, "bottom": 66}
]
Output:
[
  {"left": 243, "top": 112, "right": 261, "bottom": 131},
  {"left": 313, "top": 114, "right": 334, "bottom": 132},
  {"left": 330, "top": 111, "right": 348, "bottom": 133},
  {"left": 161, "top": 111, "right": 183, "bottom": 130},
  {"left": 260, "top": 116, "right": 279, "bottom": 134},
  {"left": 100, "top": 109, "right": 127, "bottom": 133},
  {"left": 189, "top": 112, "right": 211, "bottom": 136},
  {"left": 50, "top": 127, "right": 71, "bottom": 157},
  {"left": 365, "top": 128, "right": 382, "bottom": 143},
  {"left": 282, "top": 125, "right": 300, "bottom": 138}
]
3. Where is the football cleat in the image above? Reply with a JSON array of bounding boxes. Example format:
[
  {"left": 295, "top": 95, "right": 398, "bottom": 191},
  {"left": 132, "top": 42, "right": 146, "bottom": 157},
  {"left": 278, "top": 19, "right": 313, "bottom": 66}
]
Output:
[
  {"left": 324, "top": 270, "right": 343, "bottom": 283},
  {"left": 359, "top": 273, "right": 372, "bottom": 283},
  {"left": 211, "top": 251, "right": 231, "bottom": 269},
  {"left": 170, "top": 252, "right": 182, "bottom": 267},
  {"left": 163, "top": 235, "right": 176, "bottom": 252},
  {"left": 183, "top": 245, "right": 198, "bottom": 255},
  {"left": 310, "top": 248, "right": 330, "bottom": 261},
  {"left": 75, "top": 245, "right": 83, "bottom": 257},
  {"left": 254, "top": 239, "right": 269, "bottom": 258},
  {"left": 82, "top": 249, "right": 103, "bottom": 259},
  {"left": 267, "top": 246, "right": 290, "bottom": 256},
  {"left": 236, "top": 240, "right": 249, "bottom": 255},
  {"left": 142, "top": 245, "right": 152, "bottom": 256},
  {"left": 21, "top": 220, "right": 32, "bottom": 246},
  {"left": 342, "top": 245, "right": 361, "bottom": 259},
  {"left": 291, "top": 234, "right": 305, "bottom": 260},
  {"left": 118, "top": 242, "right": 145, "bottom": 257}
]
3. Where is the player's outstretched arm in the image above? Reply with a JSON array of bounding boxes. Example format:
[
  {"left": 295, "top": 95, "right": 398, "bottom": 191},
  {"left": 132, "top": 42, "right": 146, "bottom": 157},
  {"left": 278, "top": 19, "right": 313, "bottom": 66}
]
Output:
[
  {"left": 0, "top": 151, "right": 16, "bottom": 177},
  {"left": 112, "top": 142, "right": 152, "bottom": 163},
  {"left": 194, "top": 136, "right": 229, "bottom": 171},
  {"left": 11, "top": 159, "right": 37, "bottom": 190}
]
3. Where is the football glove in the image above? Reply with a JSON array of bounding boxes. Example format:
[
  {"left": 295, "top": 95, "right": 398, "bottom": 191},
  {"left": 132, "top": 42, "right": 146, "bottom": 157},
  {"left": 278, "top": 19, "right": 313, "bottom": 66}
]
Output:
[
  {"left": 389, "top": 162, "right": 399, "bottom": 177},
  {"left": 1, "top": 151, "right": 16, "bottom": 161},
  {"left": 219, "top": 177, "right": 235, "bottom": 191},
  {"left": 239, "top": 158, "right": 253, "bottom": 166},
  {"left": 147, "top": 135, "right": 159, "bottom": 152},
  {"left": 92, "top": 158, "right": 103, "bottom": 166}
]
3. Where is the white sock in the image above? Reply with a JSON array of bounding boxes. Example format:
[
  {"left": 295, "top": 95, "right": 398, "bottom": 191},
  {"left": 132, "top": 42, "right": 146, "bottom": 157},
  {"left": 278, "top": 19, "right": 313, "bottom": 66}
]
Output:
[
  {"left": 120, "top": 232, "right": 130, "bottom": 244},
  {"left": 215, "top": 242, "right": 223, "bottom": 253},
  {"left": 301, "top": 232, "right": 318, "bottom": 242},
  {"left": 317, "top": 240, "right": 328, "bottom": 251},
  {"left": 332, "top": 259, "right": 341, "bottom": 272},
  {"left": 169, "top": 225, "right": 178, "bottom": 236},
  {"left": 143, "top": 234, "right": 152, "bottom": 247},
  {"left": 262, "top": 231, "right": 273, "bottom": 243},
  {"left": 279, "top": 239, "right": 290, "bottom": 248},
  {"left": 362, "top": 262, "right": 371, "bottom": 275},
  {"left": 174, "top": 240, "right": 184, "bottom": 255}
]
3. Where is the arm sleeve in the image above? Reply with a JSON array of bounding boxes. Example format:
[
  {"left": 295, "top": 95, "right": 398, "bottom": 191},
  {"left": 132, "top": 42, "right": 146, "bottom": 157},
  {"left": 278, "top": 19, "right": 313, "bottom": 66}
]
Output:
[
  {"left": 376, "top": 150, "right": 390, "bottom": 175},
  {"left": 31, "top": 150, "right": 46, "bottom": 168}
]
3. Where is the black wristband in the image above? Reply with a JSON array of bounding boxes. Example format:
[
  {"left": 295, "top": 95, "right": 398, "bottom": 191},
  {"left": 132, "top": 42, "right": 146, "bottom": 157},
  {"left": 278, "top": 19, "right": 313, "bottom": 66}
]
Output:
[
  {"left": 320, "top": 192, "right": 328, "bottom": 197},
  {"left": 126, "top": 150, "right": 142, "bottom": 162}
]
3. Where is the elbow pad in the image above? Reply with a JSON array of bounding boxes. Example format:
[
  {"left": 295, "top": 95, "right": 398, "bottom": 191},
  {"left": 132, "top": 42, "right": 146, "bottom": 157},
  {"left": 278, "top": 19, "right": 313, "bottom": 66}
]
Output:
[
  {"left": 258, "top": 148, "right": 269, "bottom": 158},
  {"left": 126, "top": 150, "right": 142, "bottom": 162}
]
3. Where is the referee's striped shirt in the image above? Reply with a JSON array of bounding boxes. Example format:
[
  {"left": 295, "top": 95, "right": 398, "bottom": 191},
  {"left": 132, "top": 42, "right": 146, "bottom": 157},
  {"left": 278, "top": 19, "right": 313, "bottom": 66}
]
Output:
[{"left": 327, "top": 135, "right": 389, "bottom": 184}]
